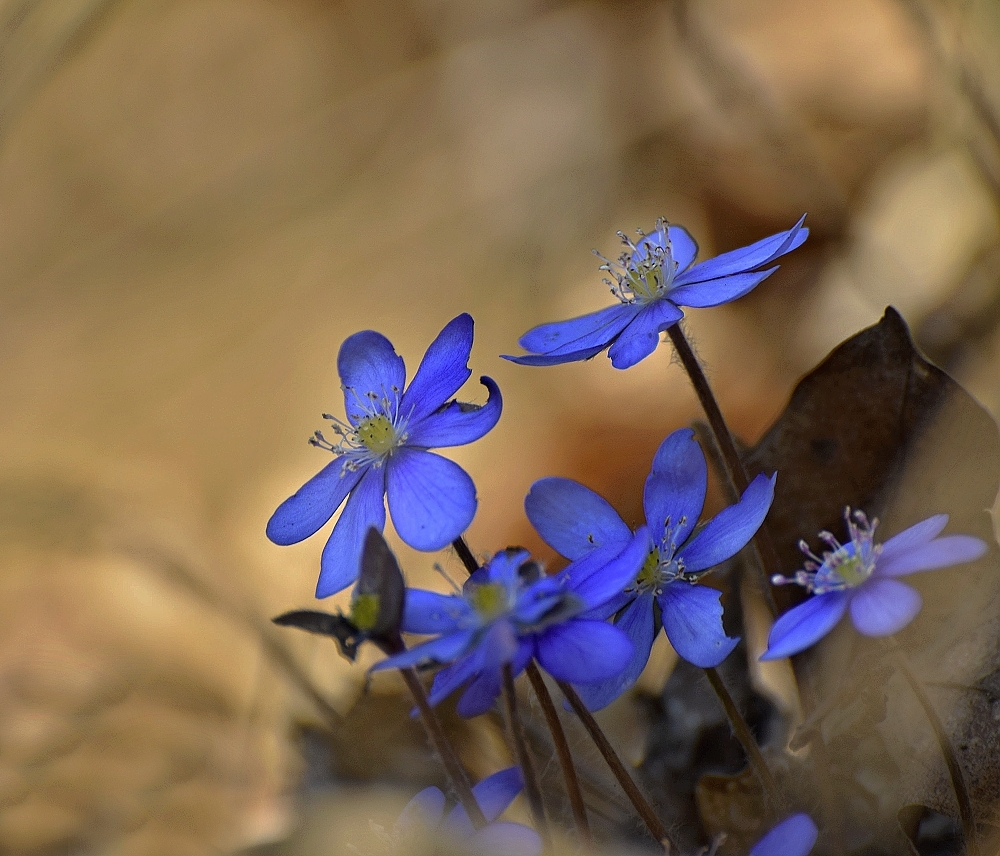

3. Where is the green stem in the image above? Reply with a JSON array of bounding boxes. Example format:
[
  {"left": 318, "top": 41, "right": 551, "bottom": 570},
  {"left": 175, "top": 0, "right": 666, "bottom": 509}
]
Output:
[{"left": 502, "top": 664, "right": 550, "bottom": 843}]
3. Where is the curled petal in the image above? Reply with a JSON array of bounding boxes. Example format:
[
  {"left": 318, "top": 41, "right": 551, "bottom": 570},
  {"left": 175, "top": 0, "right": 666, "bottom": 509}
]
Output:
[
  {"left": 316, "top": 468, "right": 386, "bottom": 598},
  {"left": 877, "top": 534, "right": 987, "bottom": 577},
  {"left": 512, "top": 303, "right": 637, "bottom": 358},
  {"left": 266, "top": 459, "right": 363, "bottom": 545},
  {"left": 760, "top": 591, "right": 849, "bottom": 660},
  {"left": 536, "top": 619, "right": 633, "bottom": 684},
  {"left": 607, "top": 299, "right": 685, "bottom": 369},
  {"left": 875, "top": 514, "right": 948, "bottom": 564},
  {"left": 337, "top": 330, "right": 406, "bottom": 425},
  {"left": 668, "top": 267, "right": 777, "bottom": 308},
  {"left": 659, "top": 583, "right": 739, "bottom": 668},
  {"left": 400, "top": 314, "right": 474, "bottom": 424},
  {"left": 525, "top": 477, "right": 631, "bottom": 560},
  {"left": 750, "top": 813, "right": 818, "bottom": 856},
  {"left": 402, "top": 589, "right": 472, "bottom": 634},
  {"left": 644, "top": 428, "right": 707, "bottom": 549},
  {"left": 405, "top": 376, "right": 503, "bottom": 448},
  {"left": 386, "top": 449, "right": 477, "bottom": 551},
  {"left": 849, "top": 578, "right": 922, "bottom": 636}
]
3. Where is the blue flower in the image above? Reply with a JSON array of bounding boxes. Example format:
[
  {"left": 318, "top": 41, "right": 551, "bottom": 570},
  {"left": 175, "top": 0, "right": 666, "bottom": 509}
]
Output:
[
  {"left": 373, "top": 544, "right": 645, "bottom": 717},
  {"left": 750, "top": 813, "right": 818, "bottom": 856},
  {"left": 266, "top": 314, "right": 502, "bottom": 598},
  {"left": 525, "top": 428, "right": 775, "bottom": 710},
  {"left": 505, "top": 216, "right": 807, "bottom": 369},
  {"left": 762, "top": 510, "right": 987, "bottom": 660},
  {"left": 394, "top": 767, "right": 542, "bottom": 856}
]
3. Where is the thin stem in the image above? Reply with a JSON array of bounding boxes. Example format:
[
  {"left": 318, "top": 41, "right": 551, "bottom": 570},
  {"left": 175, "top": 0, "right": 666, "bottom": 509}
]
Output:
[
  {"left": 525, "top": 662, "right": 592, "bottom": 845},
  {"left": 556, "top": 679, "right": 674, "bottom": 854},
  {"left": 452, "top": 537, "right": 480, "bottom": 575},
  {"left": 502, "top": 664, "right": 549, "bottom": 842},
  {"left": 667, "top": 323, "right": 778, "bottom": 616},
  {"left": 703, "top": 667, "right": 784, "bottom": 813},
  {"left": 890, "top": 644, "right": 980, "bottom": 856}
]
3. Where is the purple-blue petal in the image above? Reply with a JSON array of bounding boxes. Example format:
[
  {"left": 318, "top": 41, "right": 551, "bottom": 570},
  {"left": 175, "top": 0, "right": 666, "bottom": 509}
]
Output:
[
  {"left": 536, "top": 619, "right": 633, "bottom": 684},
  {"left": 877, "top": 514, "right": 948, "bottom": 564},
  {"left": 667, "top": 266, "right": 777, "bottom": 308},
  {"left": 266, "top": 459, "right": 363, "bottom": 546},
  {"left": 428, "top": 651, "right": 483, "bottom": 706},
  {"left": 456, "top": 640, "right": 533, "bottom": 717},
  {"left": 513, "top": 303, "right": 637, "bottom": 357},
  {"left": 668, "top": 224, "right": 699, "bottom": 273},
  {"left": 337, "top": 330, "right": 406, "bottom": 425},
  {"left": 386, "top": 449, "right": 477, "bottom": 551},
  {"left": 396, "top": 786, "right": 445, "bottom": 837},
  {"left": 405, "top": 376, "right": 502, "bottom": 448},
  {"left": 316, "top": 467, "right": 386, "bottom": 598},
  {"left": 525, "top": 477, "right": 631, "bottom": 561},
  {"left": 447, "top": 767, "right": 522, "bottom": 836},
  {"left": 565, "top": 525, "right": 651, "bottom": 610},
  {"left": 750, "top": 813, "right": 818, "bottom": 856},
  {"left": 402, "top": 589, "right": 472, "bottom": 634},
  {"left": 680, "top": 472, "right": 775, "bottom": 572},
  {"left": 675, "top": 216, "right": 808, "bottom": 285},
  {"left": 760, "top": 591, "right": 850, "bottom": 660},
  {"left": 877, "top": 534, "right": 987, "bottom": 577},
  {"left": 502, "top": 344, "right": 610, "bottom": 366},
  {"left": 468, "top": 822, "right": 543, "bottom": 856},
  {"left": 372, "top": 627, "right": 477, "bottom": 672},
  {"left": 400, "top": 314, "right": 474, "bottom": 425},
  {"left": 607, "top": 299, "right": 685, "bottom": 369},
  {"left": 849, "top": 578, "right": 922, "bottom": 636},
  {"left": 644, "top": 428, "right": 707, "bottom": 548},
  {"left": 659, "top": 583, "right": 739, "bottom": 668}
]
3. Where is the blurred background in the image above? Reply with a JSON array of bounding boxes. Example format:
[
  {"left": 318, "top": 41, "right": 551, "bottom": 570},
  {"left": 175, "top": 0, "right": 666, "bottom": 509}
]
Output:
[{"left": 1, "top": 0, "right": 1000, "bottom": 853}]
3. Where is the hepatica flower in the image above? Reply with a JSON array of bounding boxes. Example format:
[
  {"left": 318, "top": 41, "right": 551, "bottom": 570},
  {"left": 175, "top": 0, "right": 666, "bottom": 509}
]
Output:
[
  {"left": 750, "top": 813, "right": 818, "bottom": 856},
  {"left": 374, "top": 544, "right": 644, "bottom": 717},
  {"left": 762, "top": 510, "right": 987, "bottom": 660},
  {"left": 505, "top": 215, "right": 807, "bottom": 369},
  {"left": 526, "top": 428, "right": 775, "bottom": 710},
  {"left": 267, "top": 314, "right": 502, "bottom": 598}
]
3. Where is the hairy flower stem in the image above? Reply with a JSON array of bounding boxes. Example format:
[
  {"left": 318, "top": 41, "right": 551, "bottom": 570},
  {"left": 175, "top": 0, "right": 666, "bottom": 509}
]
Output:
[
  {"left": 888, "top": 643, "right": 980, "bottom": 856},
  {"left": 525, "top": 662, "right": 592, "bottom": 846},
  {"left": 557, "top": 679, "right": 674, "bottom": 853},
  {"left": 452, "top": 537, "right": 480, "bottom": 576},
  {"left": 667, "top": 323, "right": 778, "bottom": 616},
  {"left": 397, "top": 664, "right": 487, "bottom": 829},
  {"left": 502, "top": 664, "right": 550, "bottom": 843},
  {"left": 703, "top": 667, "right": 784, "bottom": 813}
]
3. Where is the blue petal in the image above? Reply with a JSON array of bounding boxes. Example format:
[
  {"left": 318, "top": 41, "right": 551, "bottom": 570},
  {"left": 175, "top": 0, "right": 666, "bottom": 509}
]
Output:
[
  {"left": 536, "top": 619, "right": 633, "bottom": 684},
  {"left": 371, "top": 628, "right": 477, "bottom": 672},
  {"left": 513, "top": 303, "right": 637, "bottom": 357},
  {"left": 644, "top": 428, "right": 707, "bottom": 549},
  {"left": 402, "top": 589, "right": 472, "bottom": 634},
  {"left": 750, "top": 813, "right": 818, "bottom": 856},
  {"left": 468, "top": 822, "right": 543, "bottom": 856},
  {"left": 405, "top": 377, "right": 502, "bottom": 448},
  {"left": 849, "top": 578, "right": 922, "bottom": 636},
  {"left": 316, "top": 467, "right": 386, "bottom": 598},
  {"left": 659, "top": 583, "right": 739, "bottom": 668},
  {"left": 760, "top": 591, "right": 849, "bottom": 660},
  {"left": 668, "top": 224, "right": 699, "bottom": 273},
  {"left": 877, "top": 514, "right": 948, "bottom": 564},
  {"left": 503, "top": 344, "right": 609, "bottom": 367},
  {"left": 573, "top": 594, "right": 655, "bottom": 711},
  {"left": 680, "top": 473, "right": 775, "bottom": 572},
  {"left": 607, "top": 299, "right": 685, "bottom": 369},
  {"left": 481, "top": 549, "right": 531, "bottom": 589},
  {"left": 428, "top": 651, "right": 483, "bottom": 706},
  {"left": 266, "top": 459, "right": 363, "bottom": 546},
  {"left": 675, "top": 216, "right": 808, "bottom": 285},
  {"left": 446, "top": 767, "right": 522, "bottom": 836},
  {"left": 565, "top": 526, "right": 651, "bottom": 610},
  {"left": 667, "top": 266, "right": 777, "bottom": 308},
  {"left": 456, "top": 640, "right": 533, "bottom": 717},
  {"left": 337, "top": 330, "right": 406, "bottom": 425},
  {"left": 525, "top": 477, "right": 631, "bottom": 560},
  {"left": 396, "top": 786, "right": 445, "bottom": 837},
  {"left": 877, "top": 534, "right": 986, "bottom": 577},
  {"left": 386, "top": 449, "right": 477, "bottom": 551},
  {"left": 400, "top": 314, "right": 474, "bottom": 425}
]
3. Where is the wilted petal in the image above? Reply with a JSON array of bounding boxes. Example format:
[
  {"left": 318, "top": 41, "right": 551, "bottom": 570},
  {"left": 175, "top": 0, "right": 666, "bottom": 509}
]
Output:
[
  {"left": 402, "top": 589, "right": 472, "bottom": 634},
  {"left": 750, "top": 813, "right": 818, "bottom": 856},
  {"left": 405, "top": 377, "right": 503, "bottom": 448},
  {"left": 266, "top": 459, "right": 363, "bottom": 546},
  {"left": 877, "top": 534, "right": 987, "bottom": 577},
  {"left": 659, "top": 583, "right": 739, "bottom": 668},
  {"left": 536, "top": 619, "right": 632, "bottom": 684},
  {"left": 644, "top": 429, "right": 707, "bottom": 548},
  {"left": 849, "top": 578, "right": 922, "bottom": 636},
  {"left": 386, "top": 449, "right": 477, "bottom": 551},
  {"left": 400, "top": 314, "right": 474, "bottom": 423},
  {"left": 667, "top": 267, "right": 777, "bottom": 308},
  {"left": 607, "top": 299, "right": 685, "bottom": 369},
  {"left": 760, "top": 591, "right": 849, "bottom": 660},
  {"left": 676, "top": 216, "right": 808, "bottom": 285},
  {"left": 316, "top": 467, "right": 386, "bottom": 598},
  {"left": 525, "top": 477, "right": 630, "bottom": 560},
  {"left": 337, "top": 330, "right": 406, "bottom": 425},
  {"left": 512, "top": 303, "right": 636, "bottom": 357}
]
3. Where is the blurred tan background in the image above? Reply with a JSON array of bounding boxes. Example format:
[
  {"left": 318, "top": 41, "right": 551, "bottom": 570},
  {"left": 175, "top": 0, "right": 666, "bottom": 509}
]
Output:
[{"left": 1, "top": 0, "right": 1000, "bottom": 853}]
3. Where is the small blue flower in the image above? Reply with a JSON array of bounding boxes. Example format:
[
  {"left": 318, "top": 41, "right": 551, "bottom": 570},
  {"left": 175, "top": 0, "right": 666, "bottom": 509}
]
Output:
[
  {"left": 762, "top": 509, "right": 988, "bottom": 660},
  {"left": 267, "top": 314, "right": 502, "bottom": 598},
  {"left": 374, "top": 543, "right": 645, "bottom": 717},
  {"left": 505, "top": 216, "right": 807, "bottom": 369},
  {"left": 526, "top": 428, "right": 775, "bottom": 710},
  {"left": 394, "top": 767, "right": 542, "bottom": 856},
  {"left": 750, "top": 813, "right": 818, "bottom": 856}
]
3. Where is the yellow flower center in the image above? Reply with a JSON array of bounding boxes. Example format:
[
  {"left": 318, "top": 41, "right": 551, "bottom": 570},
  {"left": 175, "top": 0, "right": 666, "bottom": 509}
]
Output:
[
  {"left": 469, "top": 583, "right": 509, "bottom": 621},
  {"left": 356, "top": 415, "right": 398, "bottom": 457},
  {"left": 351, "top": 593, "right": 380, "bottom": 631}
]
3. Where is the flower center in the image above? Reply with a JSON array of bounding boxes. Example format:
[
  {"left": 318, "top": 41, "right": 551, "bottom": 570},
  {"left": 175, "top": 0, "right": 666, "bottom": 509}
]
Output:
[
  {"left": 469, "top": 582, "right": 510, "bottom": 621},
  {"left": 356, "top": 414, "right": 399, "bottom": 456},
  {"left": 632, "top": 548, "right": 685, "bottom": 595},
  {"left": 596, "top": 220, "right": 679, "bottom": 306}
]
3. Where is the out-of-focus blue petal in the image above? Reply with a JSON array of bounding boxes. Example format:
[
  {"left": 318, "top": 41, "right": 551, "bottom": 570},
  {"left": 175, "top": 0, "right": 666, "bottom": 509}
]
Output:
[
  {"left": 372, "top": 628, "right": 477, "bottom": 672},
  {"left": 402, "top": 589, "right": 472, "bottom": 634},
  {"left": 877, "top": 534, "right": 987, "bottom": 577},
  {"left": 395, "top": 786, "right": 445, "bottom": 837},
  {"left": 316, "top": 467, "right": 386, "bottom": 598},
  {"left": 607, "top": 299, "right": 685, "bottom": 369},
  {"left": 468, "top": 822, "right": 544, "bottom": 856},
  {"left": 386, "top": 449, "right": 477, "bottom": 551},
  {"left": 668, "top": 224, "right": 699, "bottom": 273},
  {"left": 760, "top": 591, "right": 850, "bottom": 660},
  {"left": 849, "top": 578, "right": 922, "bottom": 636},
  {"left": 750, "top": 813, "right": 818, "bottom": 856},
  {"left": 480, "top": 549, "right": 531, "bottom": 589},
  {"left": 337, "top": 330, "right": 407, "bottom": 425},
  {"left": 536, "top": 619, "right": 632, "bottom": 683},
  {"left": 446, "top": 767, "right": 523, "bottom": 836},
  {"left": 680, "top": 473, "right": 775, "bottom": 572},
  {"left": 659, "top": 583, "right": 739, "bottom": 668},
  {"left": 513, "top": 303, "right": 637, "bottom": 357},
  {"left": 668, "top": 267, "right": 776, "bottom": 308},
  {"left": 566, "top": 526, "right": 650, "bottom": 610},
  {"left": 456, "top": 640, "right": 533, "bottom": 717},
  {"left": 573, "top": 594, "right": 655, "bottom": 711},
  {"left": 400, "top": 314, "right": 474, "bottom": 424},
  {"left": 676, "top": 216, "right": 808, "bottom": 286},
  {"left": 428, "top": 651, "right": 482, "bottom": 707},
  {"left": 525, "top": 477, "right": 631, "bottom": 560},
  {"left": 877, "top": 514, "right": 948, "bottom": 564},
  {"left": 266, "top": 459, "right": 363, "bottom": 546},
  {"left": 405, "top": 377, "right": 502, "bottom": 448},
  {"left": 644, "top": 429, "right": 707, "bottom": 549}
]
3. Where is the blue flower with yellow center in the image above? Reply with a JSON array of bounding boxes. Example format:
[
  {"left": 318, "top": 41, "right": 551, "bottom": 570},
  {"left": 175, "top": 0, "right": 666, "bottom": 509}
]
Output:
[
  {"left": 266, "top": 314, "right": 502, "bottom": 598},
  {"left": 504, "top": 216, "right": 807, "bottom": 369}
]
